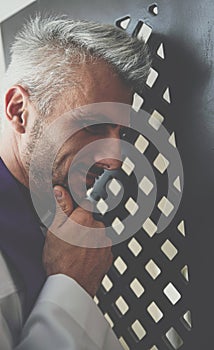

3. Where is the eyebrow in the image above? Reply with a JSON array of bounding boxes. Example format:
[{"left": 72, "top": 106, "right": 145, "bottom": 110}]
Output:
[
  {"left": 81, "top": 112, "right": 115, "bottom": 123},
  {"left": 81, "top": 112, "right": 130, "bottom": 128}
]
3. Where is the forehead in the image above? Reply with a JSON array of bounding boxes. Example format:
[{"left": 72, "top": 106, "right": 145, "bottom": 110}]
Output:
[
  {"left": 75, "top": 60, "right": 133, "bottom": 103},
  {"left": 55, "top": 59, "right": 133, "bottom": 114}
]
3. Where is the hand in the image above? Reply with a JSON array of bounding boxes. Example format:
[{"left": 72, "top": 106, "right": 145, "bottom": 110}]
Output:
[{"left": 42, "top": 185, "right": 113, "bottom": 297}]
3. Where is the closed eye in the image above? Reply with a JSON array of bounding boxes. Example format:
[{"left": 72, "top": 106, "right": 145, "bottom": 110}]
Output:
[
  {"left": 81, "top": 120, "right": 119, "bottom": 136},
  {"left": 78, "top": 119, "right": 129, "bottom": 139},
  {"left": 83, "top": 122, "right": 110, "bottom": 135}
]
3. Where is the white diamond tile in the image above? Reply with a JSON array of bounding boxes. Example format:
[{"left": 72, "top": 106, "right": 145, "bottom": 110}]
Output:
[
  {"left": 101, "top": 275, "right": 113, "bottom": 292},
  {"left": 93, "top": 295, "right": 99, "bottom": 305},
  {"left": 146, "top": 67, "right": 159, "bottom": 88},
  {"left": 104, "top": 313, "right": 114, "bottom": 328},
  {"left": 132, "top": 93, "right": 144, "bottom": 112},
  {"left": 121, "top": 157, "right": 135, "bottom": 175},
  {"left": 137, "top": 22, "right": 152, "bottom": 43},
  {"left": 115, "top": 296, "right": 129, "bottom": 315},
  {"left": 163, "top": 283, "right": 181, "bottom": 305},
  {"left": 149, "top": 110, "right": 164, "bottom": 130},
  {"left": 158, "top": 196, "right": 174, "bottom": 217},
  {"left": 114, "top": 256, "right": 127, "bottom": 275},
  {"left": 142, "top": 217, "right": 157, "bottom": 237},
  {"left": 112, "top": 217, "right": 125, "bottom": 235},
  {"left": 165, "top": 327, "right": 183, "bottom": 349},
  {"left": 147, "top": 301, "right": 163, "bottom": 323},
  {"left": 134, "top": 134, "right": 149, "bottom": 154},
  {"left": 128, "top": 238, "right": 142, "bottom": 257},
  {"left": 108, "top": 178, "right": 121, "bottom": 196},
  {"left": 119, "top": 337, "right": 130, "bottom": 350},
  {"left": 96, "top": 198, "right": 108, "bottom": 215},
  {"left": 131, "top": 320, "right": 146, "bottom": 340},
  {"left": 161, "top": 239, "right": 178, "bottom": 261},
  {"left": 153, "top": 153, "right": 169, "bottom": 174},
  {"left": 145, "top": 259, "right": 161, "bottom": 279},
  {"left": 130, "top": 278, "right": 145, "bottom": 298},
  {"left": 125, "top": 198, "right": 139, "bottom": 216},
  {"left": 139, "top": 176, "right": 154, "bottom": 195}
]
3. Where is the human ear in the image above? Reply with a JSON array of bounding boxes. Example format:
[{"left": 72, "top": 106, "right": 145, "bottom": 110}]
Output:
[{"left": 5, "top": 85, "right": 29, "bottom": 134}]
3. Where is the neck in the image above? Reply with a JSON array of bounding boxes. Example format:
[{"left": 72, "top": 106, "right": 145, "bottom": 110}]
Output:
[{"left": 0, "top": 131, "right": 29, "bottom": 188}]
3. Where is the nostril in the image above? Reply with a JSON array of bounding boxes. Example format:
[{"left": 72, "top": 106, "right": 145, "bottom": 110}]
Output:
[{"left": 95, "top": 162, "right": 111, "bottom": 170}]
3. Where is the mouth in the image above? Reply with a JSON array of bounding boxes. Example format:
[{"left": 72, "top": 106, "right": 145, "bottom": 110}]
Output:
[{"left": 59, "top": 163, "right": 105, "bottom": 199}]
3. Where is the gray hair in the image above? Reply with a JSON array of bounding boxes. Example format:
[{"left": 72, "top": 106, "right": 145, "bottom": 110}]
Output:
[{"left": 3, "top": 15, "right": 151, "bottom": 116}]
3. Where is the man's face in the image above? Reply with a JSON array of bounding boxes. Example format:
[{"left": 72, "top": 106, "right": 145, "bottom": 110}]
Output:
[{"left": 26, "top": 60, "right": 132, "bottom": 202}]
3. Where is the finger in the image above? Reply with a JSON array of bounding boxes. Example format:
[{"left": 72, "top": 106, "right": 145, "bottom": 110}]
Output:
[
  {"left": 72, "top": 200, "right": 105, "bottom": 226},
  {"left": 70, "top": 199, "right": 94, "bottom": 224},
  {"left": 77, "top": 199, "right": 94, "bottom": 213},
  {"left": 52, "top": 185, "right": 74, "bottom": 228}
]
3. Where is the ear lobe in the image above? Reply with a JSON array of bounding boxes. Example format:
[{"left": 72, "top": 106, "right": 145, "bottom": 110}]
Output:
[{"left": 5, "top": 86, "right": 28, "bottom": 134}]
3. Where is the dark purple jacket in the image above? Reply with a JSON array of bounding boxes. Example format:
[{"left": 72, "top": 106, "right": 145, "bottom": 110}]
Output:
[{"left": 0, "top": 158, "right": 46, "bottom": 318}]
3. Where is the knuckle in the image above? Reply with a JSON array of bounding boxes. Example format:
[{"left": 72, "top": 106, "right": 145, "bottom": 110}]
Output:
[
  {"left": 59, "top": 202, "right": 67, "bottom": 213},
  {"left": 74, "top": 209, "right": 92, "bottom": 224}
]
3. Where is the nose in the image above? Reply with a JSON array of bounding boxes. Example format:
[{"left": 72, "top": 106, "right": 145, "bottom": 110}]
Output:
[{"left": 94, "top": 127, "right": 122, "bottom": 170}]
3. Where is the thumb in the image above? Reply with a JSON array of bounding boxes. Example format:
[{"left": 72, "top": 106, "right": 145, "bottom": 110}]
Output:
[{"left": 52, "top": 185, "right": 74, "bottom": 228}]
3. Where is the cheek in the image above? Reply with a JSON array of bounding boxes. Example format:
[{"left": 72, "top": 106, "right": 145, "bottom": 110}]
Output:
[
  {"left": 53, "top": 133, "right": 84, "bottom": 168},
  {"left": 65, "top": 131, "right": 95, "bottom": 158},
  {"left": 53, "top": 130, "right": 96, "bottom": 175}
]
